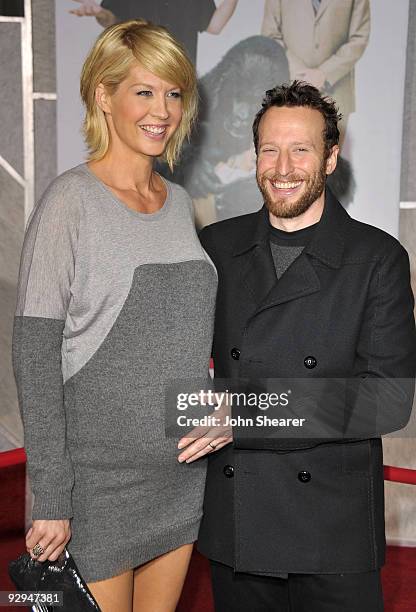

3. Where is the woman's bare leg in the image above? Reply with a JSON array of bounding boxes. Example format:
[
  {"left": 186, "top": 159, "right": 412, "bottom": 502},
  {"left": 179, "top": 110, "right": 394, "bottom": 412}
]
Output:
[
  {"left": 87, "top": 569, "right": 134, "bottom": 612},
  {"left": 132, "top": 543, "right": 194, "bottom": 612}
]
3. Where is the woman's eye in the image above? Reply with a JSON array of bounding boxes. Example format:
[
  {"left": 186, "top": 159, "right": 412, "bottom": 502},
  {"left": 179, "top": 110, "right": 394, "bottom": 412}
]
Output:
[
  {"left": 168, "top": 91, "right": 182, "bottom": 98},
  {"left": 137, "top": 90, "right": 152, "bottom": 96}
]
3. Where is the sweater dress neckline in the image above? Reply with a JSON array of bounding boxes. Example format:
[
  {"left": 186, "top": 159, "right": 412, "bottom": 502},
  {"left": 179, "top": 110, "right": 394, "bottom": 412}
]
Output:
[{"left": 80, "top": 162, "right": 172, "bottom": 222}]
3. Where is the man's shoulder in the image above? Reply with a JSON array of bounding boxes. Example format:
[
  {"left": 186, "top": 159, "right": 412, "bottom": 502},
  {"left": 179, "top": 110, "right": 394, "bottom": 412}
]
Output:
[
  {"left": 344, "top": 214, "right": 406, "bottom": 261},
  {"left": 199, "top": 209, "right": 262, "bottom": 251}
]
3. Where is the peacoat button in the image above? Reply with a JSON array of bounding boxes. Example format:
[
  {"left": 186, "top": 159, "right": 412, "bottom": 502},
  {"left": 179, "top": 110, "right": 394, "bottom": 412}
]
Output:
[
  {"left": 223, "top": 465, "right": 234, "bottom": 478},
  {"left": 231, "top": 347, "right": 241, "bottom": 361},
  {"left": 298, "top": 470, "right": 311, "bottom": 483},
  {"left": 304, "top": 356, "right": 317, "bottom": 369}
]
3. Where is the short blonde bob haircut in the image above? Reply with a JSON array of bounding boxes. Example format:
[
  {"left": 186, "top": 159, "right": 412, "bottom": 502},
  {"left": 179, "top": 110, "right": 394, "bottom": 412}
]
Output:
[{"left": 80, "top": 20, "right": 198, "bottom": 170}]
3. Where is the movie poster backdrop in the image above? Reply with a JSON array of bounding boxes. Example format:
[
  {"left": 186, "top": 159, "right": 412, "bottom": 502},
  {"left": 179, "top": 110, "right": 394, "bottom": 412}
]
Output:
[{"left": 56, "top": 0, "right": 409, "bottom": 235}]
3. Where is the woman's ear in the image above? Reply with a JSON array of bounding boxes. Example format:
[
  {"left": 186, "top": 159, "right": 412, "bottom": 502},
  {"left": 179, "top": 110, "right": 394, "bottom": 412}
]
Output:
[{"left": 95, "top": 83, "right": 111, "bottom": 114}]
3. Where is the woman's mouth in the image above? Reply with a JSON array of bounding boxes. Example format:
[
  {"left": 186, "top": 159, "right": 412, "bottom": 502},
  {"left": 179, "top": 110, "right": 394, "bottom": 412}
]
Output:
[{"left": 139, "top": 125, "right": 168, "bottom": 140}]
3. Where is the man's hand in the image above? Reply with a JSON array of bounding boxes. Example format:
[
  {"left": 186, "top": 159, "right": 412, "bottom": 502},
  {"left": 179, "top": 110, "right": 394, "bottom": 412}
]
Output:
[
  {"left": 295, "top": 68, "right": 326, "bottom": 90},
  {"left": 69, "top": 0, "right": 102, "bottom": 17},
  {"left": 177, "top": 394, "right": 233, "bottom": 463},
  {"left": 69, "top": 0, "right": 116, "bottom": 27},
  {"left": 26, "top": 519, "right": 71, "bottom": 562}
]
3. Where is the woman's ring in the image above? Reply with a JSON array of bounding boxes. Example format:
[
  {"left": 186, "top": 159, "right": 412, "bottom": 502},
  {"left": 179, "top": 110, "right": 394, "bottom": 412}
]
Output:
[
  {"left": 32, "top": 543, "right": 44, "bottom": 557},
  {"left": 208, "top": 442, "right": 216, "bottom": 450}
]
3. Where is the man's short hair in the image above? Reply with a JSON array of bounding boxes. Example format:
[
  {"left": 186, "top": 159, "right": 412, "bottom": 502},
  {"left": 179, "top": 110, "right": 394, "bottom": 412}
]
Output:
[{"left": 252, "top": 80, "right": 342, "bottom": 158}]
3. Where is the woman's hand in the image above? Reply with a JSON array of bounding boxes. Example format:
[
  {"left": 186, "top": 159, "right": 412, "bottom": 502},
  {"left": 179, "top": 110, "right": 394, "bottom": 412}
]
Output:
[
  {"left": 177, "top": 394, "right": 233, "bottom": 463},
  {"left": 26, "top": 519, "right": 71, "bottom": 562}
]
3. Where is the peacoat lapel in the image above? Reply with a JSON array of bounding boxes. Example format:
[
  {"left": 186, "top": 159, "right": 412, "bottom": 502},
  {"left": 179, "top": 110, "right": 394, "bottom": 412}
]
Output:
[
  {"left": 256, "top": 251, "right": 321, "bottom": 313},
  {"left": 231, "top": 189, "right": 348, "bottom": 315},
  {"left": 233, "top": 207, "right": 277, "bottom": 308}
]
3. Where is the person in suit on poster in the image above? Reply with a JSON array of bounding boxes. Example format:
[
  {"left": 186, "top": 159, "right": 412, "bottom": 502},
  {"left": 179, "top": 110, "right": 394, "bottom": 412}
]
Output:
[
  {"left": 69, "top": 0, "right": 239, "bottom": 65},
  {"left": 261, "top": 0, "right": 370, "bottom": 145}
]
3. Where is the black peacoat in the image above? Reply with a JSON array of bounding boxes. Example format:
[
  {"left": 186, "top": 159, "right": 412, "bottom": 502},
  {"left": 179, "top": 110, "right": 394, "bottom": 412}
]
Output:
[{"left": 197, "top": 189, "right": 416, "bottom": 575}]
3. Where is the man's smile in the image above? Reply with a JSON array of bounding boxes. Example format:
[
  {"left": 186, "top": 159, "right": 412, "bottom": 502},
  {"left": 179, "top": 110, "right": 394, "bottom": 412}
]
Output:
[{"left": 267, "top": 178, "right": 304, "bottom": 196}]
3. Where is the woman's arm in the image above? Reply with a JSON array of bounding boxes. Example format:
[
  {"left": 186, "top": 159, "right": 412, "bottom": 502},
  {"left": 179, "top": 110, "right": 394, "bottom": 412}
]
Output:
[{"left": 13, "top": 176, "right": 80, "bottom": 557}]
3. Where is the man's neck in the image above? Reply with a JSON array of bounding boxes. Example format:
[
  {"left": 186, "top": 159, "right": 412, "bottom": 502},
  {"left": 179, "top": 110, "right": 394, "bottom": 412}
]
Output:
[{"left": 269, "top": 192, "right": 325, "bottom": 232}]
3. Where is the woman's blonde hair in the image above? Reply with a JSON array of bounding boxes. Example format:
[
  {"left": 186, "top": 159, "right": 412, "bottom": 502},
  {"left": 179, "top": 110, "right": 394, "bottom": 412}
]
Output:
[{"left": 80, "top": 20, "right": 198, "bottom": 170}]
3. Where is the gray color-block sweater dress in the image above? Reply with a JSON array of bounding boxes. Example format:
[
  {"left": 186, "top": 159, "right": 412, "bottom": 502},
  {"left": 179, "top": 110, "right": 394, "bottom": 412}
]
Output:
[{"left": 12, "top": 163, "right": 217, "bottom": 582}]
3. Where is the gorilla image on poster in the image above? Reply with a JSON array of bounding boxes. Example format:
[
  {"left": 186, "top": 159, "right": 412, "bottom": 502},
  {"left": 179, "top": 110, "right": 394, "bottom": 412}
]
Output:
[{"left": 163, "top": 36, "right": 289, "bottom": 226}]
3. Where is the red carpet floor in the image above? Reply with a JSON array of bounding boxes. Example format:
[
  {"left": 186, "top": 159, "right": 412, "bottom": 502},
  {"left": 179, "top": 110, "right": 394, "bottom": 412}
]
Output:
[
  {"left": 0, "top": 461, "right": 26, "bottom": 612},
  {"left": 382, "top": 546, "right": 416, "bottom": 612},
  {"left": 1, "top": 458, "right": 415, "bottom": 611}
]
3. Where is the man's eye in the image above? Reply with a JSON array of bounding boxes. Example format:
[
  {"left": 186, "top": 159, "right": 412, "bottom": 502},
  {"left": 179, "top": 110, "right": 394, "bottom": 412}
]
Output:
[
  {"left": 295, "top": 148, "right": 308, "bottom": 152},
  {"left": 137, "top": 90, "right": 152, "bottom": 96}
]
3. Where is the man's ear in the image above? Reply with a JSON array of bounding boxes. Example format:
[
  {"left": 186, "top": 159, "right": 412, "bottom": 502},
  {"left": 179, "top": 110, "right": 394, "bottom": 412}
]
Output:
[
  {"left": 95, "top": 83, "right": 111, "bottom": 114},
  {"left": 325, "top": 144, "right": 339, "bottom": 176}
]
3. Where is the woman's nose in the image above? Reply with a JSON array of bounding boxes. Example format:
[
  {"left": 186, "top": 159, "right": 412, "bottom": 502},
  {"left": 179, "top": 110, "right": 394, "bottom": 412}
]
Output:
[{"left": 150, "top": 95, "right": 169, "bottom": 119}]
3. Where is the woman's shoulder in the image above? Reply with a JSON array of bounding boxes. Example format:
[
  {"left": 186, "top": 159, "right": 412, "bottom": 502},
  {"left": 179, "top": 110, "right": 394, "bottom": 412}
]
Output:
[
  {"left": 42, "top": 163, "right": 92, "bottom": 202},
  {"left": 33, "top": 164, "right": 93, "bottom": 219}
]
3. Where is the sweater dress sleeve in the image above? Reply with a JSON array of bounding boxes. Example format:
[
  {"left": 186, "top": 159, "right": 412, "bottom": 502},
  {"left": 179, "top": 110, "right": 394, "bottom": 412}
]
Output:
[{"left": 12, "top": 175, "right": 80, "bottom": 520}]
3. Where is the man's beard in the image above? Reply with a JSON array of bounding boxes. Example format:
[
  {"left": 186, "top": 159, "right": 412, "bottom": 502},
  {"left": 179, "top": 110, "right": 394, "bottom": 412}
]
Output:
[{"left": 256, "top": 158, "right": 327, "bottom": 219}]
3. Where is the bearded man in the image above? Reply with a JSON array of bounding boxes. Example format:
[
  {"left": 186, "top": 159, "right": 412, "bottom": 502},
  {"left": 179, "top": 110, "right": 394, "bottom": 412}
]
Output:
[{"left": 177, "top": 81, "right": 416, "bottom": 611}]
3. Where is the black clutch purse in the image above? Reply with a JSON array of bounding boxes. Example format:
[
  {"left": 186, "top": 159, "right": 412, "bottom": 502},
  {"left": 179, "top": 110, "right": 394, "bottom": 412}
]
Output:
[{"left": 8, "top": 548, "right": 101, "bottom": 611}]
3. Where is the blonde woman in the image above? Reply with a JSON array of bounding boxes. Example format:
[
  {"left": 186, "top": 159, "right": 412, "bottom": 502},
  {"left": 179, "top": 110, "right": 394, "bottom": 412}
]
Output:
[{"left": 13, "top": 20, "right": 217, "bottom": 612}]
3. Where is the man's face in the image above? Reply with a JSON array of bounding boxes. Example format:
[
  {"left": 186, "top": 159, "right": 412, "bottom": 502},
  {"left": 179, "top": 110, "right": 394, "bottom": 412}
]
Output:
[{"left": 256, "top": 106, "right": 338, "bottom": 219}]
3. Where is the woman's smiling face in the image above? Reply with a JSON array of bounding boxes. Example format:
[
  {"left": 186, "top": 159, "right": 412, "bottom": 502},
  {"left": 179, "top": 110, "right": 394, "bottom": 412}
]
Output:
[{"left": 96, "top": 63, "right": 183, "bottom": 160}]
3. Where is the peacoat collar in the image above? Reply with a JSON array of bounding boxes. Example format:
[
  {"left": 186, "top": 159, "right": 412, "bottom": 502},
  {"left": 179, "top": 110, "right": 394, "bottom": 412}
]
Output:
[
  {"left": 231, "top": 187, "right": 349, "bottom": 266},
  {"left": 230, "top": 187, "right": 350, "bottom": 311}
]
